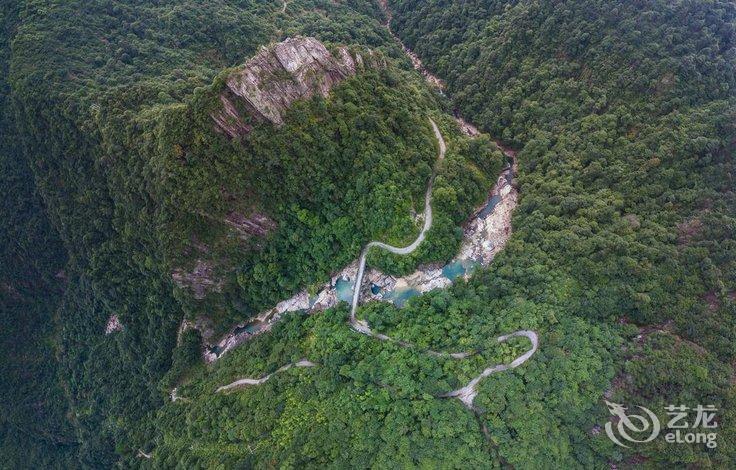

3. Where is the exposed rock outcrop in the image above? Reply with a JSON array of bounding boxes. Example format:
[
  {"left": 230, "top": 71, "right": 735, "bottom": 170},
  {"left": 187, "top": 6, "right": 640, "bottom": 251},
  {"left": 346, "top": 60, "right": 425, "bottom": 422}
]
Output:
[
  {"left": 312, "top": 287, "right": 338, "bottom": 311},
  {"left": 457, "top": 165, "right": 517, "bottom": 265},
  {"left": 364, "top": 269, "right": 397, "bottom": 298},
  {"left": 275, "top": 289, "right": 310, "bottom": 313},
  {"left": 172, "top": 259, "right": 224, "bottom": 300},
  {"left": 224, "top": 211, "right": 277, "bottom": 239},
  {"left": 455, "top": 116, "right": 481, "bottom": 137},
  {"left": 105, "top": 314, "right": 124, "bottom": 335},
  {"left": 394, "top": 266, "right": 452, "bottom": 294},
  {"left": 175, "top": 317, "right": 215, "bottom": 345},
  {"left": 212, "top": 36, "right": 382, "bottom": 138},
  {"left": 172, "top": 211, "right": 276, "bottom": 301}
]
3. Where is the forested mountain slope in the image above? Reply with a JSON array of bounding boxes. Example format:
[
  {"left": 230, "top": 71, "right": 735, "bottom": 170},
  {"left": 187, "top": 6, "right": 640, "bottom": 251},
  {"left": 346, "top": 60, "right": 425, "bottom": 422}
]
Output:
[
  {"left": 387, "top": 0, "right": 736, "bottom": 466},
  {"left": 1, "top": 0, "right": 734, "bottom": 467},
  {"left": 0, "top": 2, "right": 77, "bottom": 466},
  {"left": 2, "top": 0, "right": 500, "bottom": 465}
]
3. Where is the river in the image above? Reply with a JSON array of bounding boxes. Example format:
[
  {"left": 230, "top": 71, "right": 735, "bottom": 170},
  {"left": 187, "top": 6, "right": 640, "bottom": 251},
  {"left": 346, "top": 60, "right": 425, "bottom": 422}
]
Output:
[
  {"left": 213, "top": 119, "right": 537, "bottom": 409},
  {"left": 199, "top": 4, "right": 538, "bottom": 408}
]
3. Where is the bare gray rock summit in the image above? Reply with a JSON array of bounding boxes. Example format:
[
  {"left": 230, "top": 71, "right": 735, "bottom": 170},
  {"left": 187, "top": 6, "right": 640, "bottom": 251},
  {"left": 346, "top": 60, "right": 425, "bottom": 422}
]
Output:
[{"left": 212, "top": 37, "right": 381, "bottom": 138}]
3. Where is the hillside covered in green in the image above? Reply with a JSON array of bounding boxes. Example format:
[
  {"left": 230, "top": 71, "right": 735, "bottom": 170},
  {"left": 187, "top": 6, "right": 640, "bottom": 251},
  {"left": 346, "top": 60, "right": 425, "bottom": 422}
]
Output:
[
  {"left": 2, "top": 0, "right": 500, "bottom": 466},
  {"left": 1, "top": 0, "right": 735, "bottom": 468},
  {"left": 388, "top": 0, "right": 736, "bottom": 466}
]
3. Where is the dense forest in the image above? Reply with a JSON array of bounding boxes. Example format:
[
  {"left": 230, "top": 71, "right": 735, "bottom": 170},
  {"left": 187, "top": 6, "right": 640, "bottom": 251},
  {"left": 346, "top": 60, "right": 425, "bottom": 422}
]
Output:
[
  {"left": 1, "top": 0, "right": 734, "bottom": 467},
  {"left": 0, "top": 3, "right": 77, "bottom": 466},
  {"left": 388, "top": 0, "right": 736, "bottom": 466}
]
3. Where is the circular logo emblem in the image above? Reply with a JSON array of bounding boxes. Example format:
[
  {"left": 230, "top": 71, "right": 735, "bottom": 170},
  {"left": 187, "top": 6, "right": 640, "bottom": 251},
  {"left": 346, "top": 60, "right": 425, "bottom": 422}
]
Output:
[{"left": 604, "top": 400, "right": 660, "bottom": 447}]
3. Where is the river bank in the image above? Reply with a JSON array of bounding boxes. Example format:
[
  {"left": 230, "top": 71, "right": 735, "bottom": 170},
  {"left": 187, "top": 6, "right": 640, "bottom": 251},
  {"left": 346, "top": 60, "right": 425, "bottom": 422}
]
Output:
[
  {"left": 210, "top": 120, "right": 536, "bottom": 411},
  {"left": 203, "top": 134, "right": 518, "bottom": 363},
  {"left": 199, "top": 8, "right": 521, "bottom": 363}
]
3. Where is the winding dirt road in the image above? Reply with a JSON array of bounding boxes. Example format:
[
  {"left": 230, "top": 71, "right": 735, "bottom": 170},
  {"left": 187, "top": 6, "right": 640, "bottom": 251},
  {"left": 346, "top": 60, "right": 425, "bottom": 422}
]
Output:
[
  {"left": 441, "top": 331, "right": 538, "bottom": 407},
  {"left": 216, "top": 360, "right": 316, "bottom": 393},
  {"left": 347, "top": 120, "right": 537, "bottom": 408},
  {"left": 216, "top": 120, "right": 538, "bottom": 408},
  {"left": 349, "top": 118, "right": 445, "bottom": 328}
]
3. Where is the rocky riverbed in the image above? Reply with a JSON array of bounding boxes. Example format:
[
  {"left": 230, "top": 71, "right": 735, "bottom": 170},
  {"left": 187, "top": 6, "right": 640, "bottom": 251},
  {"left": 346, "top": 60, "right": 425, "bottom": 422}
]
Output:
[
  {"left": 199, "top": 19, "right": 521, "bottom": 363},
  {"left": 202, "top": 153, "right": 518, "bottom": 363}
]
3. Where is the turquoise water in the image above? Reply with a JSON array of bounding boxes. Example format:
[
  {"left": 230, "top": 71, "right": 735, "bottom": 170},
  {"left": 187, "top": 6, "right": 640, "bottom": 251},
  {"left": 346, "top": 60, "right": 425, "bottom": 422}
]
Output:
[
  {"left": 380, "top": 259, "right": 482, "bottom": 309},
  {"left": 335, "top": 277, "right": 355, "bottom": 302},
  {"left": 210, "top": 258, "right": 484, "bottom": 358},
  {"left": 442, "top": 260, "right": 466, "bottom": 280},
  {"left": 462, "top": 259, "right": 480, "bottom": 277},
  {"left": 232, "top": 323, "right": 260, "bottom": 336},
  {"left": 441, "top": 259, "right": 481, "bottom": 281},
  {"left": 386, "top": 287, "right": 420, "bottom": 307},
  {"left": 474, "top": 164, "right": 513, "bottom": 220},
  {"left": 477, "top": 194, "right": 502, "bottom": 219}
]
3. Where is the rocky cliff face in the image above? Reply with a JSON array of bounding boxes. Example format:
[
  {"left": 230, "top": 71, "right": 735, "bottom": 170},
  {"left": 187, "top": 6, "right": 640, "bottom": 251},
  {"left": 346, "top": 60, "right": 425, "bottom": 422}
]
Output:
[
  {"left": 212, "top": 37, "right": 382, "bottom": 138},
  {"left": 172, "top": 259, "right": 224, "bottom": 300},
  {"left": 224, "top": 211, "right": 277, "bottom": 239}
]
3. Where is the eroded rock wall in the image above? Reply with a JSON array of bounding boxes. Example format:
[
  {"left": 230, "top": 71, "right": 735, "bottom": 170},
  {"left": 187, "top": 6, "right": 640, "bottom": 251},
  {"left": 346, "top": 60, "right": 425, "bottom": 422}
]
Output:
[{"left": 212, "top": 37, "right": 381, "bottom": 138}]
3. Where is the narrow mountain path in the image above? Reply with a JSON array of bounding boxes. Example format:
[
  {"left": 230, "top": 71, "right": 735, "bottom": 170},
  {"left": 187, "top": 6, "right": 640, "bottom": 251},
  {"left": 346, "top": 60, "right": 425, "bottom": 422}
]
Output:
[
  {"left": 441, "top": 330, "right": 538, "bottom": 407},
  {"left": 215, "top": 120, "right": 538, "bottom": 408},
  {"left": 347, "top": 119, "right": 537, "bottom": 408},
  {"left": 349, "top": 118, "right": 445, "bottom": 328},
  {"left": 216, "top": 360, "right": 316, "bottom": 393}
]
